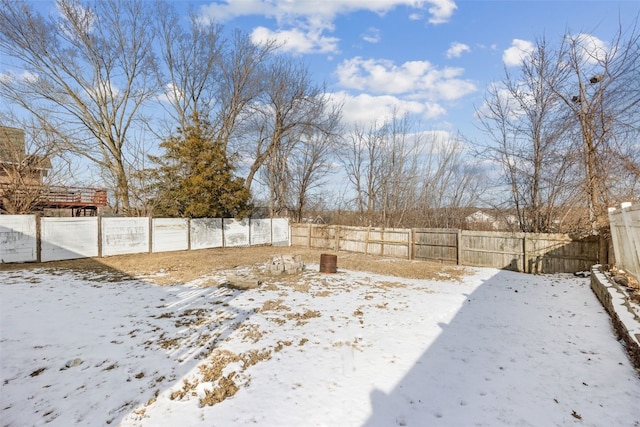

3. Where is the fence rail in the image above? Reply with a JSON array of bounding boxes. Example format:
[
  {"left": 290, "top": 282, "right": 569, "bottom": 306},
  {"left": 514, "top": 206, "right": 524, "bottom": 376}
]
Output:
[
  {"left": 609, "top": 202, "right": 640, "bottom": 281},
  {"left": 0, "top": 215, "right": 290, "bottom": 264},
  {"left": 292, "top": 223, "right": 600, "bottom": 274}
]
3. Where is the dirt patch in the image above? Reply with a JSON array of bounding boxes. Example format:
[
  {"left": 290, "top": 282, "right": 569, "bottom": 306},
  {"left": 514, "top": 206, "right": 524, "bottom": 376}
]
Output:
[{"left": 0, "top": 246, "right": 468, "bottom": 284}]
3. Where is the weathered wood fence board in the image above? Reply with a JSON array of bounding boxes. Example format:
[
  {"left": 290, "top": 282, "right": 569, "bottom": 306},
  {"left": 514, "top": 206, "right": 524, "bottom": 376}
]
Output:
[
  {"left": 527, "top": 234, "right": 598, "bottom": 274},
  {"left": 291, "top": 224, "right": 600, "bottom": 274},
  {"left": 459, "top": 231, "right": 525, "bottom": 271},
  {"left": 413, "top": 228, "right": 458, "bottom": 263}
]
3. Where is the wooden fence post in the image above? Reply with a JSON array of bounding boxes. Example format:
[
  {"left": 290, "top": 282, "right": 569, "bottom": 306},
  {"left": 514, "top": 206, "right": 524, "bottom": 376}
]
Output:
[
  {"left": 187, "top": 218, "right": 192, "bottom": 251},
  {"left": 408, "top": 229, "right": 413, "bottom": 260},
  {"left": 148, "top": 216, "right": 153, "bottom": 253},
  {"left": 97, "top": 215, "right": 103, "bottom": 258},
  {"left": 523, "top": 233, "right": 528, "bottom": 274},
  {"left": 365, "top": 227, "right": 370, "bottom": 255},
  {"left": 221, "top": 218, "right": 226, "bottom": 248},
  {"left": 456, "top": 229, "right": 462, "bottom": 266},
  {"left": 36, "top": 213, "right": 42, "bottom": 263}
]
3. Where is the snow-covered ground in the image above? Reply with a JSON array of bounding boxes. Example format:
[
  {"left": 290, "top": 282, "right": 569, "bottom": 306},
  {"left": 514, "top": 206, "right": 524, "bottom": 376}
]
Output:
[{"left": 1, "top": 263, "right": 639, "bottom": 427}]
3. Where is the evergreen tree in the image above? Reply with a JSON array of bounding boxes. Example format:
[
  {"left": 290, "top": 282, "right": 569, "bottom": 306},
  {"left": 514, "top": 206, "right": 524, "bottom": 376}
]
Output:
[{"left": 150, "top": 114, "right": 252, "bottom": 218}]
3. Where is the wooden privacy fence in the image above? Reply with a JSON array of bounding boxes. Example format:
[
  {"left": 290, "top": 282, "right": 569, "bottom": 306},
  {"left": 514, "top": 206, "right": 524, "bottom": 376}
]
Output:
[
  {"left": 291, "top": 224, "right": 599, "bottom": 274},
  {"left": 608, "top": 202, "right": 640, "bottom": 281}
]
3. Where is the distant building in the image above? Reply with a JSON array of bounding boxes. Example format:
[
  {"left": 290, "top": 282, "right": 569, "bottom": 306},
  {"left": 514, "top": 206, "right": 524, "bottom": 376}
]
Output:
[
  {"left": 465, "top": 210, "right": 500, "bottom": 230},
  {"left": 0, "top": 126, "right": 51, "bottom": 187},
  {"left": 0, "top": 125, "right": 107, "bottom": 216}
]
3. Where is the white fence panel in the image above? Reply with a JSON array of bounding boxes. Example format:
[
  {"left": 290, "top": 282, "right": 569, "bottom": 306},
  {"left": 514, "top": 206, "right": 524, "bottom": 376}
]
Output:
[
  {"left": 152, "top": 218, "right": 189, "bottom": 253},
  {"left": 41, "top": 217, "right": 99, "bottom": 262},
  {"left": 250, "top": 219, "right": 272, "bottom": 245},
  {"left": 609, "top": 203, "right": 640, "bottom": 281},
  {"left": 1, "top": 215, "right": 289, "bottom": 263},
  {"left": 190, "top": 218, "right": 223, "bottom": 250},
  {"left": 0, "top": 215, "right": 37, "bottom": 263},
  {"left": 102, "top": 217, "right": 150, "bottom": 256},
  {"left": 224, "top": 218, "right": 249, "bottom": 247},
  {"left": 272, "top": 218, "right": 290, "bottom": 246}
]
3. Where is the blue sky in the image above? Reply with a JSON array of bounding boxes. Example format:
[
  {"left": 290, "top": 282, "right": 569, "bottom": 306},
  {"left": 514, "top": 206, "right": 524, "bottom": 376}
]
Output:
[
  {"left": 181, "top": 0, "right": 639, "bottom": 138},
  {"left": 7, "top": 0, "right": 639, "bottom": 140}
]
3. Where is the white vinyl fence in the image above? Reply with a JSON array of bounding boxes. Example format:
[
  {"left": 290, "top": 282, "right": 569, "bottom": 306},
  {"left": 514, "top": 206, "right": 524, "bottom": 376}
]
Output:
[
  {"left": 0, "top": 216, "right": 290, "bottom": 263},
  {"left": 0, "top": 215, "right": 37, "bottom": 263},
  {"left": 41, "top": 217, "right": 99, "bottom": 262},
  {"left": 609, "top": 202, "right": 640, "bottom": 281}
]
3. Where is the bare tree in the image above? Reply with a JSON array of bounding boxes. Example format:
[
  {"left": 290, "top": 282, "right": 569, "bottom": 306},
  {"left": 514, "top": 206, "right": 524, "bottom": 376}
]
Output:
[
  {"left": 243, "top": 56, "right": 341, "bottom": 216},
  {"left": 155, "top": 4, "right": 223, "bottom": 133},
  {"left": 415, "top": 133, "right": 482, "bottom": 228},
  {"left": 476, "top": 38, "right": 577, "bottom": 232},
  {"left": 341, "top": 113, "right": 481, "bottom": 228},
  {"left": 218, "top": 31, "right": 279, "bottom": 155},
  {"left": 376, "top": 113, "right": 422, "bottom": 228},
  {"left": 340, "top": 121, "right": 385, "bottom": 225},
  {"left": 0, "top": 0, "right": 159, "bottom": 214},
  {"left": 550, "top": 21, "right": 640, "bottom": 234},
  {"left": 286, "top": 129, "right": 339, "bottom": 222}
]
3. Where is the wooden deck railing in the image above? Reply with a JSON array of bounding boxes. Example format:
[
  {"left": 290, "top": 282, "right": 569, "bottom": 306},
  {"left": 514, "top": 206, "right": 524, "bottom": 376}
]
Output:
[{"left": 0, "top": 183, "right": 107, "bottom": 209}]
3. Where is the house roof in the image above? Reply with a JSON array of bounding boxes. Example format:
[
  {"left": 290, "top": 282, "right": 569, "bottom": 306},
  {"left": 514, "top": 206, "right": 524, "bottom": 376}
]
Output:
[{"left": 0, "top": 126, "right": 25, "bottom": 162}]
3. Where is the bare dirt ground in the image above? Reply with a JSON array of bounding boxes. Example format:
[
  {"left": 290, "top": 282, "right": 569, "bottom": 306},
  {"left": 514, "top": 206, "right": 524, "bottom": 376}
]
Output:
[{"left": 0, "top": 246, "right": 467, "bottom": 285}]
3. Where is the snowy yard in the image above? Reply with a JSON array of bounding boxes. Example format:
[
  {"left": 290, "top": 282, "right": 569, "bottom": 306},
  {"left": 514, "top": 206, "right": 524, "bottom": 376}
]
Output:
[{"left": 1, "top": 256, "right": 639, "bottom": 426}]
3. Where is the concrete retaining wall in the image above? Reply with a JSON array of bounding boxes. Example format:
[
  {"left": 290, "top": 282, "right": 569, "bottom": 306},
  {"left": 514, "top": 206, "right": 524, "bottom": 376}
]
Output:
[{"left": 590, "top": 265, "right": 640, "bottom": 370}]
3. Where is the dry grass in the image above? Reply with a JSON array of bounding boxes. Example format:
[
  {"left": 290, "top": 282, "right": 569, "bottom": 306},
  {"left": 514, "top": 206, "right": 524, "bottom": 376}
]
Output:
[{"left": 0, "top": 245, "right": 467, "bottom": 284}]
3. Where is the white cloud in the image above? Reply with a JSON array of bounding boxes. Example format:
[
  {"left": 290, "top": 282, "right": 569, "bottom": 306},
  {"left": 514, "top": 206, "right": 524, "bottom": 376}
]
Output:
[
  {"left": 362, "top": 27, "right": 381, "bottom": 44},
  {"left": 503, "top": 39, "right": 535, "bottom": 67},
  {"left": 568, "top": 33, "right": 608, "bottom": 65},
  {"left": 56, "top": 0, "right": 96, "bottom": 35},
  {"left": 85, "top": 79, "right": 120, "bottom": 101},
  {"left": 335, "top": 57, "right": 476, "bottom": 101},
  {"left": 251, "top": 25, "right": 339, "bottom": 54},
  {"left": 446, "top": 42, "right": 470, "bottom": 58},
  {"left": 426, "top": 0, "right": 457, "bottom": 24},
  {"left": 0, "top": 71, "right": 40, "bottom": 84},
  {"left": 329, "top": 91, "right": 445, "bottom": 127},
  {"left": 199, "top": 0, "right": 272, "bottom": 23},
  {"left": 156, "top": 83, "right": 184, "bottom": 104},
  {"left": 199, "top": 1, "right": 458, "bottom": 54},
  {"left": 200, "top": 0, "right": 457, "bottom": 24},
  {"left": 475, "top": 82, "right": 532, "bottom": 123}
]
